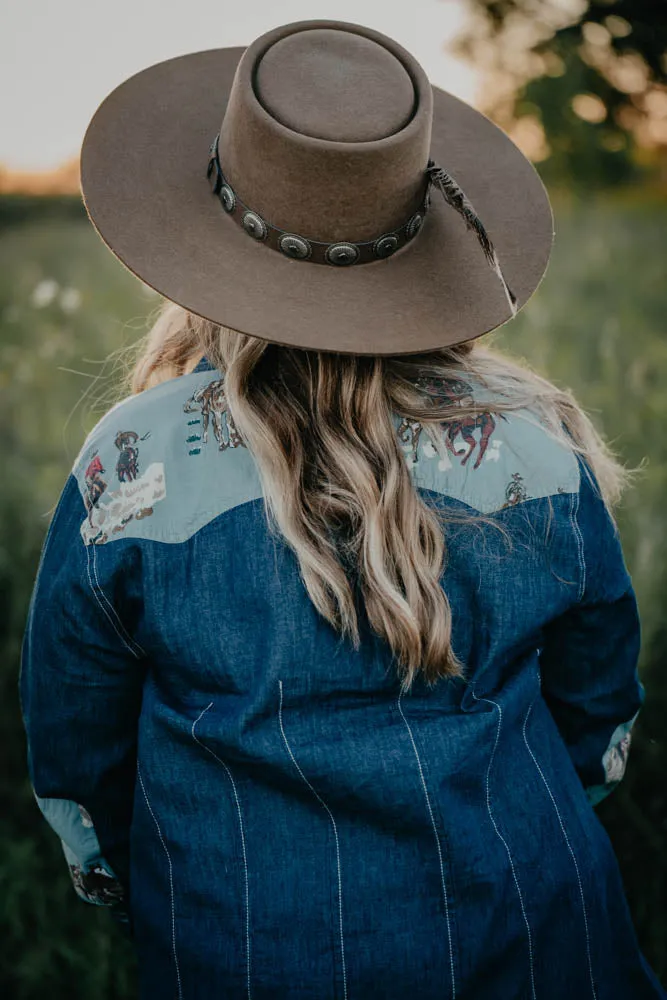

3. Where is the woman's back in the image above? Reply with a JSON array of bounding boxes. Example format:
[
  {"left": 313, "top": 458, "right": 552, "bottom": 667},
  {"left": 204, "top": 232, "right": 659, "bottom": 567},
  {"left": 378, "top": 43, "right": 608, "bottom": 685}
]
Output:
[{"left": 21, "top": 355, "right": 665, "bottom": 999}]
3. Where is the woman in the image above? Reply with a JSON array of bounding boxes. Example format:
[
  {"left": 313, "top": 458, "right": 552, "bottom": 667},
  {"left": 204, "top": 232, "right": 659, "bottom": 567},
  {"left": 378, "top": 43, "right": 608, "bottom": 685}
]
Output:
[{"left": 19, "top": 18, "right": 667, "bottom": 1000}]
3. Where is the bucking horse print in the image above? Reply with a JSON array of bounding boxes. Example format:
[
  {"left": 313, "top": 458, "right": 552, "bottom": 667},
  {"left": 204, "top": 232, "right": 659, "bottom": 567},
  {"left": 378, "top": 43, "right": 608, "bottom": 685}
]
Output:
[
  {"left": 183, "top": 378, "right": 245, "bottom": 451},
  {"left": 397, "top": 375, "right": 508, "bottom": 469}
]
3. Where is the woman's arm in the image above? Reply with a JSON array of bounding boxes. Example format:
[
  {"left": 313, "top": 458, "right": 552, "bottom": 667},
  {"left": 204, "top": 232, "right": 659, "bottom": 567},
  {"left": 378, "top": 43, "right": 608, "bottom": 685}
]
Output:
[
  {"left": 538, "top": 455, "right": 645, "bottom": 807},
  {"left": 19, "top": 472, "right": 147, "bottom": 935}
]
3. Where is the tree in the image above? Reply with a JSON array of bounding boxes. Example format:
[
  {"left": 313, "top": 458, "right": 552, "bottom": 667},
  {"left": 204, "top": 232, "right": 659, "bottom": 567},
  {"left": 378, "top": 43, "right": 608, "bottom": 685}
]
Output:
[{"left": 450, "top": 0, "right": 667, "bottom": 189}]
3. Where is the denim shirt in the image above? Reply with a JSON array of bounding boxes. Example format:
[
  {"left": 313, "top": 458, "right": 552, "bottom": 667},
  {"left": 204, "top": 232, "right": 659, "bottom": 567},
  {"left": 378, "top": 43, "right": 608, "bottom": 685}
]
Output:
[{"left": 19, "top": 356, "right": 666, "bottom": 999}]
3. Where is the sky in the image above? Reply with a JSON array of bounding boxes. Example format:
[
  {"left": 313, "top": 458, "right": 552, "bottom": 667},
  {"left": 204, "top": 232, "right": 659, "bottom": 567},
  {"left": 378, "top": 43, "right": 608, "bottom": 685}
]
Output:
[{"left": 1, "top": 0, "right": 479, "bottom": 172}]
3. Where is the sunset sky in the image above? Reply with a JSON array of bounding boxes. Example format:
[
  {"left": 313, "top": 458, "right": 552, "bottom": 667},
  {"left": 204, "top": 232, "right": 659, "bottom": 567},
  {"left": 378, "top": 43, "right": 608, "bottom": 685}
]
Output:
[{"left": 1, "top": 0, "right": 479, "bottom": 173}]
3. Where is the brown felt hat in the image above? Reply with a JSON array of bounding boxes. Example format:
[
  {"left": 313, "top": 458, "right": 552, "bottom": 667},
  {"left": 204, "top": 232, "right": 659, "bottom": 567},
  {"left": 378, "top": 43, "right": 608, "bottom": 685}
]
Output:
[{"left": 79, "top": 19, "right": 554, "bottom": 356}]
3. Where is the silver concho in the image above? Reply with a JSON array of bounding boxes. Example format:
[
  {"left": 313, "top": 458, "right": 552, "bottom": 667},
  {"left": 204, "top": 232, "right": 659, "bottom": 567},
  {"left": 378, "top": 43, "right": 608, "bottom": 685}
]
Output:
[
  {"left": 242, "top": 211, "right": 267, "bottom": 241},
  {"left": 219, "top": 183, "right": 235, "bottom": 213},
  {"left": 279, "top": 234, "right": 312, "bottom": 260},
  {"left": 326, "top": 242, "right": 360, "bottom": 266},
  {"left": 405, "top": 213, "right": 423, "bottom": 240},
  {"left": 373, "top": 234, "right": 399, "bottom": 259}
]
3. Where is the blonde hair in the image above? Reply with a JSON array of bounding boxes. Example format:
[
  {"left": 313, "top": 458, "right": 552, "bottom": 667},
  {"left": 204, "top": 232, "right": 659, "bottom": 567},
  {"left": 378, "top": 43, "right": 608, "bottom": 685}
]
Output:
[{"left": 116, "top": 299, "right": 635, "bottom": 693}]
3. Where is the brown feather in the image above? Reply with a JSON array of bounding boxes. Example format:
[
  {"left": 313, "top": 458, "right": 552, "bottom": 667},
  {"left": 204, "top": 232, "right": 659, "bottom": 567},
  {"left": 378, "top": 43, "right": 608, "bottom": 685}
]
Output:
[{"left": 426, "top": 160, "right": 518, "bottom": 317}]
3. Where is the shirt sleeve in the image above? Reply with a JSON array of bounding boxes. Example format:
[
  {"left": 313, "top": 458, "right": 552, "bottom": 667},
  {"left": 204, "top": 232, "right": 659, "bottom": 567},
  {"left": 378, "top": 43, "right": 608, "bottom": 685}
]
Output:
[
  {"left": 538, "top": 455, "right": 645, "bottom": 808},
  {"left": 19, "top": 469, "right": 147, "bottom": 935}
]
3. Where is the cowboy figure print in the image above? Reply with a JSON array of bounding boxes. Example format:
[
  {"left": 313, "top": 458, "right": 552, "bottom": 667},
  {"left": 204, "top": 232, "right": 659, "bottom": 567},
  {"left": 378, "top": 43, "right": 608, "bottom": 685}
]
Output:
[
  {"left": 78, "top": 427, "right": 167, "bottom": 545},
  {"left": 183, "top": 377, "right": 245, "bottom": 452},
  {"left": 502, "top": 472, "right": 531, "bottom": 507},
  {"left": 114, "top": 429, "right": 150, "bottom": 482},
  {"left": 83, "top": 453, "right": 107, "bottom": 526}
]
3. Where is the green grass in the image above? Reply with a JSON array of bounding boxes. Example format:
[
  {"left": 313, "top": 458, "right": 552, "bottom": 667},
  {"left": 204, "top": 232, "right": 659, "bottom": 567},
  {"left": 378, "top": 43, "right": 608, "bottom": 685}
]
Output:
[{"left": 491, "top": 189, "right": 667, "bottom": 640}]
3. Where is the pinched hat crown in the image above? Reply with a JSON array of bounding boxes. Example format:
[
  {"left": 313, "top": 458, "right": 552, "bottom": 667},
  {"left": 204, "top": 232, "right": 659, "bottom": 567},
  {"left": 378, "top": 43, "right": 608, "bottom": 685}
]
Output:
[
  {"left": 208, "top": 21, "right": 517, "bottom": 309},
  {"left": 216, "top": 23, "right": 433, "bottom": 247}
]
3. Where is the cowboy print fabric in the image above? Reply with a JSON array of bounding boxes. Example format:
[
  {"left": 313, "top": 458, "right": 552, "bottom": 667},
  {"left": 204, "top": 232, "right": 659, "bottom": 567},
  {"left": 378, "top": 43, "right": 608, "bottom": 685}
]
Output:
[
  {"left": 394, "top": 373, "right": 576, "bottom": 511},
  {"left": 81, "top": 434, "right": 166, "bottom": 546}
]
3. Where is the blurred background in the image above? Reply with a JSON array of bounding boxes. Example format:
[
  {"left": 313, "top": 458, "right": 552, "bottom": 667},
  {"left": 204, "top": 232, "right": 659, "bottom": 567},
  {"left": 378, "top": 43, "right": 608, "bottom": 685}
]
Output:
[{"left": 2, "top": 0, "right": 666, "bottom": 995}]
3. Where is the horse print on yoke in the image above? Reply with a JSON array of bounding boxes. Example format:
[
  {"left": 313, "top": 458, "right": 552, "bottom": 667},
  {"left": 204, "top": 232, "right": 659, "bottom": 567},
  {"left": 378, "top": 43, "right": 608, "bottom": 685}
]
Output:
[
  {"left": 183, "top": 377, "right": 245, "bottom": 454},
  {"left": 397, "top": 375, "right": 507, "bottom": 470}
]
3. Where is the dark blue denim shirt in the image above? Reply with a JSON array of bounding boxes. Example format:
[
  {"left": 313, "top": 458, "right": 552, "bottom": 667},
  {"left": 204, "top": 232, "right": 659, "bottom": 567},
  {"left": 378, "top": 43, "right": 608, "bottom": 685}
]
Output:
[{"left": 19, "top": 356, "right": 666, "bottom": 998}]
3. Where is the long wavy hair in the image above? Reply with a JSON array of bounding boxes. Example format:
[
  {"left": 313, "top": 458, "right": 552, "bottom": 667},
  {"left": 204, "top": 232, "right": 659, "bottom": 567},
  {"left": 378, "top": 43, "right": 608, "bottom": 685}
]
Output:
[{"left": 113, "top": 299, "right": 634, "bottom": 693}]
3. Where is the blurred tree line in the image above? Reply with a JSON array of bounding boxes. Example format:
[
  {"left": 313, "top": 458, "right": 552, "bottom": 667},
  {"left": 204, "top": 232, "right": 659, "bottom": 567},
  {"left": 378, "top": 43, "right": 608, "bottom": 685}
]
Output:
[{"left": 453, "top": 0, "right": 667, "bottom": 190}]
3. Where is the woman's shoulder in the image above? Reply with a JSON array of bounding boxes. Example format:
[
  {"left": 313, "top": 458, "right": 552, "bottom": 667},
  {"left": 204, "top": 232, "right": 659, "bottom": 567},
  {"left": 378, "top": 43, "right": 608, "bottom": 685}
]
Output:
[
  {"left": 395, "top": 373, "right": 581, "bottom": 515},
  {"left": 69, "top": 366, "right": 262, "bottom": 547}
]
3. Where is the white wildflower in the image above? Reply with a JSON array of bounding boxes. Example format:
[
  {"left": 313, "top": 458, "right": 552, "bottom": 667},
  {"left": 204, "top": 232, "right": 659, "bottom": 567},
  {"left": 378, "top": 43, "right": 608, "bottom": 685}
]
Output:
[
  {"left": 31, "top": 279, "right": 59, "bottom": 308},
  {"left": 60, "top": 287, "right": 82, "bottom": 313}
]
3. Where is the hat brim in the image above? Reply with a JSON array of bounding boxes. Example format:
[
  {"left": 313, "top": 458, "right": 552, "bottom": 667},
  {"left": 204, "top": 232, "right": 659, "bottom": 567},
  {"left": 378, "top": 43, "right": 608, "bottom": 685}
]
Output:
[{"left": 80, "top": 46, "right": 554, "bottom": 355}]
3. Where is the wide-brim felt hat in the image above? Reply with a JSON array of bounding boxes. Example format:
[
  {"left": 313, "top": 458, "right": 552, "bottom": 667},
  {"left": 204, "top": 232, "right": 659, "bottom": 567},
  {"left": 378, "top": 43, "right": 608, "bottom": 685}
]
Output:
[{"left": 79, "top": 19, "right": 554, "bottom": 356}]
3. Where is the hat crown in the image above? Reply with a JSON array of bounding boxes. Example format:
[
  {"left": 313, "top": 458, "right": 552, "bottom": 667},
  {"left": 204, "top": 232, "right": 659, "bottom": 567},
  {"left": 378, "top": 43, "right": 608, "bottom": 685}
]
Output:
[
  {"left": 218, "top": 20, "right": 433, "bottom": 242},
  {"left": 255, "top": 28, "right": 416, "bottom": 143}
]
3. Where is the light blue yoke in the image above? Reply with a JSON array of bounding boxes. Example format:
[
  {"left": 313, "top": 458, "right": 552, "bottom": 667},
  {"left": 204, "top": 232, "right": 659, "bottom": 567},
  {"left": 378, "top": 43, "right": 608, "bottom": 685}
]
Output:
[{"left": 70, "top": 360, "right": 580, "bottom": 546}]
